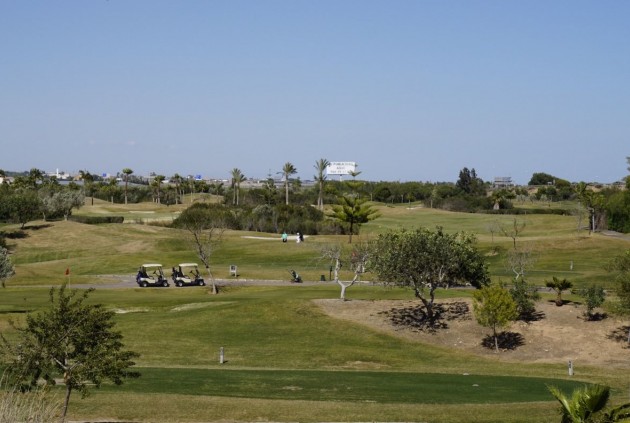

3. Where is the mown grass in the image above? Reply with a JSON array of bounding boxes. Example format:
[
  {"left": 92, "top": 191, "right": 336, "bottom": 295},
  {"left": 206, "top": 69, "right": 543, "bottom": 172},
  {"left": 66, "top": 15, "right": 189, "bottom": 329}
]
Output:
[
  {"left": 1, "top": 200, "right": 629, "bottom": 422},
  {"left": 5, "top": 199, "right": 628, "bottom": 288}
]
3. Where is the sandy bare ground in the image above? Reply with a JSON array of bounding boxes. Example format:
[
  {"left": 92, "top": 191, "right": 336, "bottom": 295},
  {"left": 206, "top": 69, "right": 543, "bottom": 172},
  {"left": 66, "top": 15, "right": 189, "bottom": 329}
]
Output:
[{"left": 314, "top": 297, "right": 630, "bottom": 369}]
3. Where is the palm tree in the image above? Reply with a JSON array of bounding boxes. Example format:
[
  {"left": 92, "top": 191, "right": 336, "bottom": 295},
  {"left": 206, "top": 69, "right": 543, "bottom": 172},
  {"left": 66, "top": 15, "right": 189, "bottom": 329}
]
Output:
[
  {"left": 122, "top": 168, "right": 133, "bottom": 205},
  {"left": 230, "top": 168, "right": 246, "bottom": 206},
  {"left": 281, "top": 162, "right": 297, "bottom": 205},
  {"left": 313, "top": 158, "right": 330, "bottom": 210},
  {"left": 79, "top": 170, "right": 95, "bottom": 205},
  {"left": 545, "top": 276, "right": 573, "bottom": 306},
  {"left": 153, "top": 175, "right": 165, "bottom": 204},
  {"left": 171, "top": 173, "right": 182, "bottom": 204},
  {"left": 547, "top": 384, "right": 630, "bottom": 422}
]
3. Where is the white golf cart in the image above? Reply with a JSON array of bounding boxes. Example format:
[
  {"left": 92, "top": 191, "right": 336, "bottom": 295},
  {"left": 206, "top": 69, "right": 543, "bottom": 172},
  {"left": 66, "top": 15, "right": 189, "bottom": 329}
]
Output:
[
  {"left": 136, "top": 264, "right": 170, "bottom": 287},
  {"left": 171, "top": 263, "right": 206, "bottom": 287}
]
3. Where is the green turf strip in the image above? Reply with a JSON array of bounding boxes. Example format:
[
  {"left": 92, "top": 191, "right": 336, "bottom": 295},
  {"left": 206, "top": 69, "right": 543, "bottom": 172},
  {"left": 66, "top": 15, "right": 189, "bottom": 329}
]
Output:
[{"left": 99, "top": 368, "right": 584, "bottom": 404}]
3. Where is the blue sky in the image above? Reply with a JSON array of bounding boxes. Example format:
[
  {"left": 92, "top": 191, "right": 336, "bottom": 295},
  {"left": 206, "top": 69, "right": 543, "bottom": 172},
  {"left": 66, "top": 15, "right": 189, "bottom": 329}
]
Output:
[{"left": 1, "top": 1, "right": 629, "bottom": 184}]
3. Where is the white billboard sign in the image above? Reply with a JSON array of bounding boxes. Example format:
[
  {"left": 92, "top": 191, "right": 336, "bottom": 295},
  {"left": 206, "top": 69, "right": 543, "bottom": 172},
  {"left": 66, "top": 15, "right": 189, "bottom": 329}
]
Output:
[{"left": 327, "top": 161, "right": 357, "bottom": 176}]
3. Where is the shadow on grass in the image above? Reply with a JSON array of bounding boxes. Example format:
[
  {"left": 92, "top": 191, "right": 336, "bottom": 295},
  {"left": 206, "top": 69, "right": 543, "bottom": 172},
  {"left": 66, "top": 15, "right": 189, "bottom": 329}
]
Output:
[
  {"left": 379, "top": 301, "right": 470, "bottom": 333},
  {"left": 607, "top": 325, "right": 630, "bottom": 349},
  {"left": 1, "top": 230, "right": 28, "bottom": 239},
  {"left": 23, "top": 223, "right": 52, "bottom": 231},
  {"left": 481, "top": 332, "right": 525, "bottom": 351}
]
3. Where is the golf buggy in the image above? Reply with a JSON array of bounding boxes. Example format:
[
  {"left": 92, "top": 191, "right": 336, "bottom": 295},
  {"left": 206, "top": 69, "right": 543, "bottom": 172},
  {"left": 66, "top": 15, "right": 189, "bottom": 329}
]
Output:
[
  {"left": 136, "top": 264, "right": 170, "bottom": 287},
  {"left": 289, "top": 269, "right": 302, "bottom": 283},
  {"left": 171, "top": 263, "right": 206, "bottom": 287}
]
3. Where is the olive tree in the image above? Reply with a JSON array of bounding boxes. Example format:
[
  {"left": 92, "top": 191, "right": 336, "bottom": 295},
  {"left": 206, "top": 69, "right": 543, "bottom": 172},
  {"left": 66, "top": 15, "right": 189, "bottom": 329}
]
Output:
[
  {"left": 1, "top": 284, "right": 140, "bottom": 422},
  {"left": 173, "top": 203, "right": 229, "bottom": 295},
  {"left": 0, "top": 247, "right": 15, "bottom": 288},
  {"left": 320, "top": 242, "right": 369, "bottom": 300},
  {"left": 369, "top": 227, "right": 490, "bottom": 320}
]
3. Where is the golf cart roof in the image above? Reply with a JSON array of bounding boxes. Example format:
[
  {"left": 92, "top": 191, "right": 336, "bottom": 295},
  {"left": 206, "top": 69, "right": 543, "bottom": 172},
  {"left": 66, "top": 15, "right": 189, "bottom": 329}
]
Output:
[
  {"left": 178, "top": 263, "right": 199, "bottom": 267},
  {"left": 142, "top": 264, "right": 163, "bottom": 268}
]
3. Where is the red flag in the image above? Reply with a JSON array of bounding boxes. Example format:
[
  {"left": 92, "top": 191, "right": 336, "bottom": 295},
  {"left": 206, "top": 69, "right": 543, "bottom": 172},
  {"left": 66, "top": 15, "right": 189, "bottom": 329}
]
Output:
[{"left": 65, "top": 267, "right": 70, "bottom": 276}]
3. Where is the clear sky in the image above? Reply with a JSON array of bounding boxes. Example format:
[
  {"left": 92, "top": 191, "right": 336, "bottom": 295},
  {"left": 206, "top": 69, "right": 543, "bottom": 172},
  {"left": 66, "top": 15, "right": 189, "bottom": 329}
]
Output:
[{"left": 1, "top": 1, "right": 629, "bottom": 185}]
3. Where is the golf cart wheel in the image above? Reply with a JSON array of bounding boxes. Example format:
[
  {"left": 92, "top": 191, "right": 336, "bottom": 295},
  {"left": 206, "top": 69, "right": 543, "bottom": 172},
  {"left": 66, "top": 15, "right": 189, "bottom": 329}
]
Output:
[
  {"left": 141, "top": 282, "right": 148, "bottom": 287},
  {"left": 198, "top": 280, "right": 206, "bottom": 286},
  {"left": 162, "top": 280, "right": 168, "bottom": 287},
  {"left": 176, "top": 281, "right": 182, "bottom": 287}
]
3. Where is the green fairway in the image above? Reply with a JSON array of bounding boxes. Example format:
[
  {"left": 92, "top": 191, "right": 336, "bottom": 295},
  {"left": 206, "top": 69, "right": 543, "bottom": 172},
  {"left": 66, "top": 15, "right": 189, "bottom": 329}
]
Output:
[
  {"left": 2, "top": 200, "right": 629, "bottom": 422},
  {"left": 99, "top": 367, "right": 586, "bottom": 404}
]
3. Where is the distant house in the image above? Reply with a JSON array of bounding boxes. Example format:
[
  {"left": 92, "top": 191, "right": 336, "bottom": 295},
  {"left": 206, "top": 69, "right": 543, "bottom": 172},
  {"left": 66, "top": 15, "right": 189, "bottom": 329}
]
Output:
[{"left": 493, "top": 177, "right": 513, "bottom": 188}]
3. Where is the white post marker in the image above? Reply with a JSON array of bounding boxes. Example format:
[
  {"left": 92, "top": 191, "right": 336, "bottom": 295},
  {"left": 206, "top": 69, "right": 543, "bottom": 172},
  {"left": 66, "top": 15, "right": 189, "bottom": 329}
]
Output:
[
  {"left": 568, "top": 360, "right": 574, "bottom": 376},
  {"left": 220, "top": 346, "right": 225, "bottom": 364}
]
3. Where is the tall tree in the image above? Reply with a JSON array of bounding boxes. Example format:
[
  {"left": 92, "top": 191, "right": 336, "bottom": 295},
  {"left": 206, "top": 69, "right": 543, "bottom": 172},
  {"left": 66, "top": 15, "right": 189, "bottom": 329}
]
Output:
[
  {"left": 329, "top": 195, "right": 379, "bottom": 243},
  {"left": 314, "top": 158, "right": 330, "bottom": 210},
  {"left": 78, "top": 170, "right": 95, "bottom": 205},
  {"left": 174, "top": 204, "right": 229, "bottom": 295},
  {"left": 456, "top": 167, "right": 485, "bottom": 195},
  {"left": 1, "top": 284, "right": 140, "bottom": 422},
  {"left": 153, "top": 175, "right": 165, "bottom": 204},
  {"left": 369, "top": 227, "right": 490, "bottom": 319},
  {"left": 473, "top": 283, "right": 518, "bottom": 352},
  {"left": 122, "top": 168, "right": 133, "bottom": 205},
  {"left": 281, "top": 162, "right": 297, "bottom": 205},
  {"left": 171, "top": 173, "right": 183, "bottom": 204},
  {"left": 230, "top": 168, "right": 246, "bottom": 206}
]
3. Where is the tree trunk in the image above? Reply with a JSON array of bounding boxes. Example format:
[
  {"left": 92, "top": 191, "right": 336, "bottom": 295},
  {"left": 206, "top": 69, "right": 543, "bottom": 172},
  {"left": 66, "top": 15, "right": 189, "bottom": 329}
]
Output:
[
  {"left": 493, "top": 325, "right": 499, "bottom": 352},
  {"left": 61, "top": 384, "right": 72, "bottom": 422},
  {"left": 205, "top": 266, "right": 218, "bottom": 295}
]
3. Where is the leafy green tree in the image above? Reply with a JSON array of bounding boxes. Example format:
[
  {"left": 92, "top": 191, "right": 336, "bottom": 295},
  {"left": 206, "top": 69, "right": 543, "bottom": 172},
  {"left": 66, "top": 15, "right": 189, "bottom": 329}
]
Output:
[
  {"left": 281, "top": 162, "right": 297, "bottom": 205},
  {"left": 546, "top": 276, "right": 573, "bottom": 306},
  {"left": 456, "top": 167, "right": 485, "bottom": 196},
  {"left": 574, "top": 285, "right": 605, "bottom": 320},
  {"left": 329, "top": 195, "right": 379, "bottom": 243},
  {"left": 0, "top": 247, "right": 15, "bottom": 288},
  {"left": 6, "top": 191, "right": 42, "bottom": 229},
  {"left": 473, "top": 282, "right": 518, "bottom": 352},
  {"left": 369, "top": 227, "right": 490, "bottom": 319},
  {"left": 606, "top": 249, "right": 630, "bottom": 313},
  {"left": 314, "top": 158, "right": 330, "bottom": 210},
  {"left": 575, "top": 182, "right": 606, "bottom": 233},
  {"left": 509, "top": 278, "right": 540, "bottom": 320},
  {"left": 547, "top": 384, "right": 630, "bottom": 423},
  {"left": 528, "top": 172, "right": 557, "bottom": 185},
  {"left": 40, "top": 189, "right": 85, "bottom": 221},
  {"left": 1, "top": 284, "right": 140, "bottom": 422},
  {"left": 122, "top": 168, "right": 133, "bottom": 205}
]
